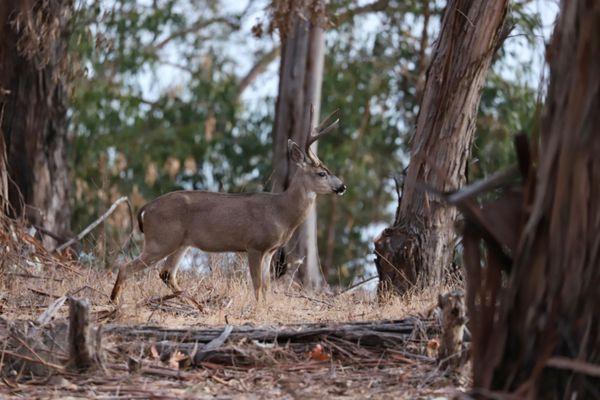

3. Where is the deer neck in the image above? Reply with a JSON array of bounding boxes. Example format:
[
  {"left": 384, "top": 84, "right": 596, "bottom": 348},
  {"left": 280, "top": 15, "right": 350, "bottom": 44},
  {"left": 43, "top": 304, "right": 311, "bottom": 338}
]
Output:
[{"left": 279, "top": 170, "right": 316, "bottom": 228}]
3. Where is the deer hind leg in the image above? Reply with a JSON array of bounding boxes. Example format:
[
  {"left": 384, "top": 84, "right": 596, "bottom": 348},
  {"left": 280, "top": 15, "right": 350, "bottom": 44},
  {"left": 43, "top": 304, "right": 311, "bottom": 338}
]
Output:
[
  {"left": 247, "top": 250, "right": 265, "bottom": 302},
  {"left": 159, "top": 247, "right": 188, "bottom": 293},
  {"left": 110, "top": 248, "right": 169, "bottom": 304},
  {"left": 260, "top": 250, "right": 276, "bottom": 302}
]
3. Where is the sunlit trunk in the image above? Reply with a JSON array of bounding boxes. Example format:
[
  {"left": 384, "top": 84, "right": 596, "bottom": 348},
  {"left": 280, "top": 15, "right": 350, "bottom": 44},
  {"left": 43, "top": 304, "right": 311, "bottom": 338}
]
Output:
[
  {"left": 272, "top": 1, "right": 326, "bottom": 289},
  {"left": 375, "top": 0, "right": 509, "bottom": 295}
]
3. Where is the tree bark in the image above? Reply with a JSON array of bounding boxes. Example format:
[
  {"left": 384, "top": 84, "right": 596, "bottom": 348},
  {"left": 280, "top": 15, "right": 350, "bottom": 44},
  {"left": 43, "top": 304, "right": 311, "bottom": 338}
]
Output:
[
  {"left": 323, "top": 195, "right": 338, "bottom": 281},
  {"left": 465, "top": 1, "right": 600, "bottom": 397},
  {"left": 0, "top": 0, "right": 72, "bottom": 247},
  {"left": 0, "top": 128, "right": 8, "bottom": 215},
  {"left": 374, "top": 0, "right": 509, "bottom": 295},
  {"left": 272, "top": 1, "right": 326, "bottom": 289},
  {"left": 68, "top": 297, "right": 101, "bottom": 371}
]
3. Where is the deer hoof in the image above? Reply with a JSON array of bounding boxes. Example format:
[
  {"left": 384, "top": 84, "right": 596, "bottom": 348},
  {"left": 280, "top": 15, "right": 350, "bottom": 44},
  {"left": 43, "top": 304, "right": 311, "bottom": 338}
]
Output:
[
  {"left": 159, "top": 271, "right": 182, "bottom": 293},
  {"left": 110, "top": 285, "right": 122, "bottom": 305}
]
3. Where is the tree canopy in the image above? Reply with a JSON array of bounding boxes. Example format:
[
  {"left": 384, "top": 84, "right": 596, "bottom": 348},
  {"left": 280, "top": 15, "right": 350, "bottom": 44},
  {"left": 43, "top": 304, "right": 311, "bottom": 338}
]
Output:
[{"left": 69, "top": 0, "right": 551, "bottom": 285}]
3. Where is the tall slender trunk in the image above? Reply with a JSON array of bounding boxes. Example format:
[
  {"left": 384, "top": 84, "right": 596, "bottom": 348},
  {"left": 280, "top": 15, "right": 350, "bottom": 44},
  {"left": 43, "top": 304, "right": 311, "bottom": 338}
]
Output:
[
  {"left": 415, "top": 0, "right": 430, "bottom": 103},
  {"left": 465, "top": 1, "right": 600, "bottom": 397},
  {"left": 374, "top": 0, "right": 509, "bottom": 295},
  {"left": 272, "top": 1, "right": 326, "bottom": 289},
  {"left": 0, "top": 0, "right": 72, "bottom": 247},
  {"left": 323, "top": 195, "right": 338, "bottom": 280},
  {"left": 0, "top": 130, "right": 8, "bottom": 215}
]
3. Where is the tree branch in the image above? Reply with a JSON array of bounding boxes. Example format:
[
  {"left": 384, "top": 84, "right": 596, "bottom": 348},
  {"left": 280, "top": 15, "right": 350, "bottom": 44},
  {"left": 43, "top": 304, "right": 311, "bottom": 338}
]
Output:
[
  {"left": 236, "top": 46, "right": 280, "bottom": 100},
  {"left": 54, "top": 196, "right": 130, "bottom": 253},
  {"left": 153, "top": 16, "right": 240, "bottom": 51},
  {"left": 235, "top": 1, "right": 389, "bottom": 99},
  {"left": 334, "top": 0, "right": 390, "bottom": 25}
]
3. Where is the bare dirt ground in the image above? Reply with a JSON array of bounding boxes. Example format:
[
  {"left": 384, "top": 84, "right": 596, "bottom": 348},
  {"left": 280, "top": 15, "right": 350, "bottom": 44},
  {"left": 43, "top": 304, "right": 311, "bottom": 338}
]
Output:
[{"left": 0, "top": 218, "right": 468, "bottom": 399}]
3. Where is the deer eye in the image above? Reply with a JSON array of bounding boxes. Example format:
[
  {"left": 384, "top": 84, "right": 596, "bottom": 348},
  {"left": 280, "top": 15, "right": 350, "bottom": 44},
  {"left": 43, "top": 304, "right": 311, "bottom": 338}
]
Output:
[{"left": 317, "top": 172, "right": 327, "bottom": 178}]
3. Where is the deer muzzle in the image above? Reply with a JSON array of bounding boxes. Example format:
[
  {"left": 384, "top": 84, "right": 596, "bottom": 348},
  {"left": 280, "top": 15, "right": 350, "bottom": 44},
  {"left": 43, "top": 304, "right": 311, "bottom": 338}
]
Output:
[{"left": 334, "top": 184, "right": 347, "bottom": 195}]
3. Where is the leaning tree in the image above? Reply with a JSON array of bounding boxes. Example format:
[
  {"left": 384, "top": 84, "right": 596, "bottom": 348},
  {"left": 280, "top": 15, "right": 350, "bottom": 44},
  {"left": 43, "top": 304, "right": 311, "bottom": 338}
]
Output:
[
  {"left": 374, "top": 0, "right": 510, "bottom": 294},
  {"left": 462, "top": 0, "right": 599, "bottom": 398},
  {"left": 0, "top": 0, "right": 73, "bottom": 247}
]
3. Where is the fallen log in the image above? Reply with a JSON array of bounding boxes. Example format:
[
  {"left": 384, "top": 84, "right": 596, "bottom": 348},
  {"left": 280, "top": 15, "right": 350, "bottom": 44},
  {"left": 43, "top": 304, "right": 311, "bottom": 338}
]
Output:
[
  {"left": 104, "top": 318, "right": 435, "bottom": 367},
  {"left": 105, "top": 318, "right": 431, "bottom": 344},
  {"left": 2, "top": 309, "right": 436, "bottom": 374}
]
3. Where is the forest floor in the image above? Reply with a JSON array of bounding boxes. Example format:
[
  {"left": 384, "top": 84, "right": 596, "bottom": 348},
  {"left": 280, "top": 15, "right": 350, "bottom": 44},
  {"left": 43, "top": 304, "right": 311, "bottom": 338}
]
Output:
[{"left": 0, "top": 219, "right": 469, "bottom": 399}]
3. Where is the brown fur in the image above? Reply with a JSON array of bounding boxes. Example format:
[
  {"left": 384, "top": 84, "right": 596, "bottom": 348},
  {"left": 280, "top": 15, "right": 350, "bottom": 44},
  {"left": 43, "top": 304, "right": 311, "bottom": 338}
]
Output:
[
  {"left": 137, "top": 204, "right": 147, "bottom": 233},
  {"left": 110, "top": 140, "right": 345, "bottom": 304}
]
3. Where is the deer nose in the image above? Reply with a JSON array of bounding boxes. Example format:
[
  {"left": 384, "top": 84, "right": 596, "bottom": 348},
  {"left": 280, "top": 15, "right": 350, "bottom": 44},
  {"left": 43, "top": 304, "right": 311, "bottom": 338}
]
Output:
[{"left": 334, "top": 184, "right": 347, "bottom": 195}]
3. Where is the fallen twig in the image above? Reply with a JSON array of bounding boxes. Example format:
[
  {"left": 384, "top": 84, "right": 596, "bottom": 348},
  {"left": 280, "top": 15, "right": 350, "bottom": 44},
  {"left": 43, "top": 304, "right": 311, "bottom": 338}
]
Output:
[
  {"left": 339, "top": 276, "right": 378, "bottom": 294},
  {"left": 36, "top": 296, "right": 68, "bottom": 326},
  {"left": 0, "top": 349, "right": 65, "bottom": 372},
  {"left": 28, "top": 288, "right": 60, "bottom": 299},
  {"left": 284, "top": 291, "right": 337, "bottom": 308},
  {"left": 193, "top": 325, "right": 233, "bottom": 364},
  {"left": 546, "top": 356, "right": 600, "bottom": 378},
  {"left": 54, "top": 196, "right": 129, "bottom": 253}
]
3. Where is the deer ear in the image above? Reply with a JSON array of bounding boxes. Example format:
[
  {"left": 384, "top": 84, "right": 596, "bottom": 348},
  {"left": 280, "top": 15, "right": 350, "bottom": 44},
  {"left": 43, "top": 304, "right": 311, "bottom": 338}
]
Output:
[{"left": 288, "top": 140, "right": 306, "bottom": 165}]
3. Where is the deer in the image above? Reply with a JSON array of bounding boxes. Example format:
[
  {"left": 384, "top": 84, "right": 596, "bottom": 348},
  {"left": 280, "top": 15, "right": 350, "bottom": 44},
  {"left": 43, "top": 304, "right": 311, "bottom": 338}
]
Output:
[{"left": 110, "top": 110, "right": 346, "bottom": 304}]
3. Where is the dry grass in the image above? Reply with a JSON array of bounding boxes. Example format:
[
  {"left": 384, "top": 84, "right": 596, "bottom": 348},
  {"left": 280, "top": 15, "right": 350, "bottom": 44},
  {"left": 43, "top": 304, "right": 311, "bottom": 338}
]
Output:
[
  {"left": 1, "top": 256, "right": 451, "bottom": 327},
  {"left": 3, "top": 250, "right": 460, "bottom": 325},
  {"left": 0, "top": 216, "right": 469, "bottom": 399}
]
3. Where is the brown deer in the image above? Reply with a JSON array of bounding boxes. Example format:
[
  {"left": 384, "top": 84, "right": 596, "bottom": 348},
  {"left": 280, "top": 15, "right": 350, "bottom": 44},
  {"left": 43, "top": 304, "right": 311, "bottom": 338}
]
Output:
[{"left": 110, "top": 110, "right": 346, "bottom": 303}]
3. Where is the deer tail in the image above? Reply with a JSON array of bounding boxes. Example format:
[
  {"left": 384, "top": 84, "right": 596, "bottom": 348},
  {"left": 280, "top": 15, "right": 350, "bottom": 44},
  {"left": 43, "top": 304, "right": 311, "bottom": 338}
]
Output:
[{"left": 137, "top": 204, "right": 148, "bottom": 233}]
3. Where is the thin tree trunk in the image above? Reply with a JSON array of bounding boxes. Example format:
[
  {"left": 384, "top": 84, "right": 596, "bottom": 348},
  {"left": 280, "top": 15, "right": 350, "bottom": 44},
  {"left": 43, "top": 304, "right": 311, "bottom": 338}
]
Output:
[
  {"left": 0, "top": 125, "right": 8, "bottom": 215},
  {"left": 272, "top": 1, "right": 326, "bottom": 289},
  {"left": 466, "top": 1, "right": 600, "bottom": 397},
  {"left": 0, "top": 0, "right": 72, "bottom": 247},
  {"left": 415, "top": 0, "right": 430, "bottom": 103},
  {"left": 323, "top": 195, "right": 338, "bottom": 280},
  {"left": 374, "top": 0, "right": 509, "bottom": 295}
]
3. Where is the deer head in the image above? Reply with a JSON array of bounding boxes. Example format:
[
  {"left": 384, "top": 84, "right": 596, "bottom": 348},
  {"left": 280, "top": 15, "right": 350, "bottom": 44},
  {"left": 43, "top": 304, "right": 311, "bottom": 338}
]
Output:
[{"left": 287, "top": 108, "right": 346, "bottom": 196}]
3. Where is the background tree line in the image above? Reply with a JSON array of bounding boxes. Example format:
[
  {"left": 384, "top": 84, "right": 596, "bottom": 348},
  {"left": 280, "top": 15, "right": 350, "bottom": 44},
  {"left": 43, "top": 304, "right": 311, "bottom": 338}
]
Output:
[
  {"left": 3, "top": 1, "right": 597, "bottom": 398},
  {"left": 2, "top": 0, "right": 546, "bottom": 286}
]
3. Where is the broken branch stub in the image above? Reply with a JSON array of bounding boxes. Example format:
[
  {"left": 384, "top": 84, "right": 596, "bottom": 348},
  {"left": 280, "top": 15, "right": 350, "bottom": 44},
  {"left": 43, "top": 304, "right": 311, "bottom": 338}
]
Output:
[{"left": 68, "top": 297, "right": 102, "bottom": 371}]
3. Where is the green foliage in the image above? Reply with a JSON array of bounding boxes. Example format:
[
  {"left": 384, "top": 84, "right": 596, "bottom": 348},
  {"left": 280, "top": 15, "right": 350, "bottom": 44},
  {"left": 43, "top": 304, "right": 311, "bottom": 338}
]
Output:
[
  {"left": 472, "top": 72, "right": 539, "bottom": 180},
  {"left": 68, "top": 0, "right": 548, "bottom": 284},
  {"left": 70, "top": 1, "right": 270, "bottom": 238}
]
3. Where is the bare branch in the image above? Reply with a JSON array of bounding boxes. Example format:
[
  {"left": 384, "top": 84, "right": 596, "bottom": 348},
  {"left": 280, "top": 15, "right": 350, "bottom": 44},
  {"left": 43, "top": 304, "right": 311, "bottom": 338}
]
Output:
[
  {"left": 334, "top": 0, "right": 390, "bottom": 25},
  {"left": 54, "top": 196, "right": 129, "bottom": 253},
  {"left": 152, "top": 16, "right": 240, "bottom": 51},
  {"left": 236, "top": 46, "right": 280, "bottom": 100}
]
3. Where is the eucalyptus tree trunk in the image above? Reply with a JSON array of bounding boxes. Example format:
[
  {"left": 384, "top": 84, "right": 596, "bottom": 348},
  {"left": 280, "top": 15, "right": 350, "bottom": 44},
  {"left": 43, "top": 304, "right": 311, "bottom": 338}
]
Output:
[
  {"left": 0, "top": 132, "right": 8, "bottom": 215},
  {"left": 467, "top": 1, "right": 600, "bottom": 397},
  {"left": 0, "top": 0, "right": 72, "bottom": 247},
  {"left": 272, "top": 1, "right": 326, "bottom": 289},
  {"left": 374, "top": 0, "right": 509, "bottom": 295}
]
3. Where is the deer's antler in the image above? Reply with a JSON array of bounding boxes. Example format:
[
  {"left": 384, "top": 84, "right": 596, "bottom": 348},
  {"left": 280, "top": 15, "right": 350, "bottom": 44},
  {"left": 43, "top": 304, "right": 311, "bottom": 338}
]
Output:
[{"left": 305, "top": 105, "right": 340, "bottom": 164}]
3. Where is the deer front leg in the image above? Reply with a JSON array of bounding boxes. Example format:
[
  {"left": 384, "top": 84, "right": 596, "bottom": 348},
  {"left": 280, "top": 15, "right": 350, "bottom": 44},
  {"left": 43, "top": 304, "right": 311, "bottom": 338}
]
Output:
[
  {"left": 159, "top": 247, "right": 188, "bottom": 293},
  {"left": 110, "top": 249, "right": 167, "bottom": 304},
  {"left": 247, "top": 250, "right": 265, "bottom": 302}
]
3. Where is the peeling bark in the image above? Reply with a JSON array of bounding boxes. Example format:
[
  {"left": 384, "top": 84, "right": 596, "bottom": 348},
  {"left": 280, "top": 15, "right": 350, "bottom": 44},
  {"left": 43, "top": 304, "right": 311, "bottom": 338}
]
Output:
[
  {"left": 465, "top": 1, "right": 600, "bottom": 397},
  {"left": 375, "top": 0, "right": 509, "bottom": 295},
  {"left": 0, "top": 0, "right": 72, "bottom": 247}
]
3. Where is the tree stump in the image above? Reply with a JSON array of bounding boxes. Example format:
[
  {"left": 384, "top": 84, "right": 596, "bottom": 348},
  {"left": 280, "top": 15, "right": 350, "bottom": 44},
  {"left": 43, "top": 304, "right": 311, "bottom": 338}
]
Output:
[{"left": 68, "top": 297, "right": 102, "bottom": 371}]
